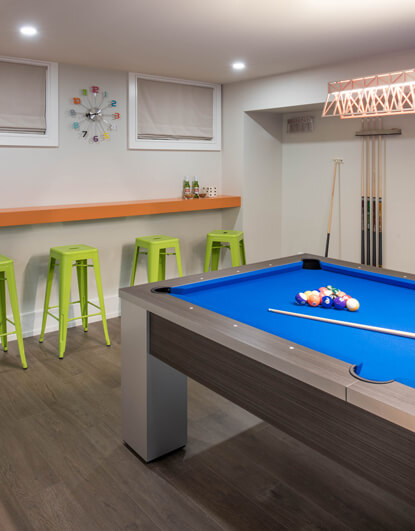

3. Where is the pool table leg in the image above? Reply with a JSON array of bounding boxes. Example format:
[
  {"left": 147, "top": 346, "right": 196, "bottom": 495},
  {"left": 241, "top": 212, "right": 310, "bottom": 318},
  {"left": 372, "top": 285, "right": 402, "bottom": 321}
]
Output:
[{"left": 121, "top": 299, "right": 187, "bottom": 462}]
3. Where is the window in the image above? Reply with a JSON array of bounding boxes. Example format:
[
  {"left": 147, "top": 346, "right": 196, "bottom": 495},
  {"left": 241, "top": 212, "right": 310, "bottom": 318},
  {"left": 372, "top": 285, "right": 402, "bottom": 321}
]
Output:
[
  {"left": 128, "top": 73, "right": 221, "bottom": 151},
  {"left": 0, "top": 56, "right": 58, "bottom": 146}
]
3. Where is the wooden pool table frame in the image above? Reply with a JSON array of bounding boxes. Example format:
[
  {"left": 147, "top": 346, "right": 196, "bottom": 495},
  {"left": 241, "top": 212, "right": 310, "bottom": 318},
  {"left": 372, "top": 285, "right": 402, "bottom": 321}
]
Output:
[{"left": 119, "top": 254, "right": 415, "bottom": 505}]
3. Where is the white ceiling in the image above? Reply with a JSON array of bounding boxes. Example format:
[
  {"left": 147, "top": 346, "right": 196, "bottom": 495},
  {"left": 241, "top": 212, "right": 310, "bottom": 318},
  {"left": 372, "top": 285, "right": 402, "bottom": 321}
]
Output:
[{"left": 2, "top": 0, "right": 415, "bottom": 83}]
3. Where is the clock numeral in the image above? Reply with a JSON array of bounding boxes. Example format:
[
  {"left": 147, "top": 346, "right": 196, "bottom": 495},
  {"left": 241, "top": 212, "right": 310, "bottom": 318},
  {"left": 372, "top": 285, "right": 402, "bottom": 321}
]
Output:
[
  {"left": 70, "top": 109, "right": 76, "bottom": 116},
  {"left": 109, "top": 123, "right": 117, "bottom": 131},
  {"left": 92, "top": 86, "right": 99, "bottom": 93},
  {"left": 113, "top": 112, "right": 120, "bottom": 120},
  {"left": 82, "top": 130, "right": 88, "bottom": 138},
  {"left": 103, "top": 132, "right": 110, "bottom": 140},
  {"left": 104, "top": 91, "right": 108, "bottom": 97},
  {"left": 82, "top": 89, "right": 87, "bottom": 96},
  {"left": 93, "top": 135, "right": 99, "bottom": 142},
  {"left": 73, "top": 97, "right": 81, "bottom": 104},
  {"left": 111, "top": 99, "right": 117, "bottom": 107},
  {"left": 73, "top": 122, "right": 80, "bottom": 129}
]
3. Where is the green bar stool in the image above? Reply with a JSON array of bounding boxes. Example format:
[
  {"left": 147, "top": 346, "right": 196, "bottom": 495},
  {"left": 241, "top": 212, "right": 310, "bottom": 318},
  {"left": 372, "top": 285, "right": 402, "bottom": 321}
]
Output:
[
  {"left": 39, "top": 244, "right": 110, "bottom": 358},
  {"left": 130, "top": 235, "right": 183, "bottom": 285},
  {"left": 204, "top": 230, "right": 246, "bottom": 272},
  {"left": 0, "top": 255, "right": 27, "bottom": 369}
]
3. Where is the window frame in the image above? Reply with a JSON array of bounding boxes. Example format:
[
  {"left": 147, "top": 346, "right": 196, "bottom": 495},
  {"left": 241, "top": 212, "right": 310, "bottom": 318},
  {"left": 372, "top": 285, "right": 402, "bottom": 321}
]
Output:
[
  {"left": 0, "top": 56, "right": 58, "bottom": 147},
  {"left": 128, "top": 72, "right": 221, "bottom": 151}
]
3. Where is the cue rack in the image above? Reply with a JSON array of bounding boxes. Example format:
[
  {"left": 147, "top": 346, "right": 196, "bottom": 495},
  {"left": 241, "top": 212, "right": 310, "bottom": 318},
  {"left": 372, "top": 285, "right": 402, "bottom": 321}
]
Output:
[{"left": 356, "top": 119, "right": 401, "bottom": 268}]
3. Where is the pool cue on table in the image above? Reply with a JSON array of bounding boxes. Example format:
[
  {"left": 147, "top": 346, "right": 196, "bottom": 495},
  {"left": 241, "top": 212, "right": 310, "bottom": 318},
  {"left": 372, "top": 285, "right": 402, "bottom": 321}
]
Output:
[
  {"left": 366, "top": 119, "right": 371, "bottom": 265},
  {"left": 324, "top": 159, "right": 341, "bottom": 257},
  {"left": 378, "top": 119, "right": 383, "bottom": 268},
  {"left": 372, "top": 124, "right": 377, "bottom": 267},
  {"left": 361, "top": 119, "right": 365, "bottom": 264},
  {"left": 268, "top": 308, "right": 415, "bottom": 340}
]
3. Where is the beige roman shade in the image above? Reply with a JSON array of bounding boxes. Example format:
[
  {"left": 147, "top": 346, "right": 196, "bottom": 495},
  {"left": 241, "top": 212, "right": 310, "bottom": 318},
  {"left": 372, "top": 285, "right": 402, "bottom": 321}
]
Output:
[
  {"left": 0, "top": 61, "right": 47, "bottom": 134},
  {"left": 136, "top": 78, "right": 214, "bottom": 140}
]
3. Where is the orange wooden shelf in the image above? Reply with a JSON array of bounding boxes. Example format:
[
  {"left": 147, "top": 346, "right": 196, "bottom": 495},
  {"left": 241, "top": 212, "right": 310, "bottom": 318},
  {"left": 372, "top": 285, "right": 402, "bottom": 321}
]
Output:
[{"left": 0, "top": 195, "right": 241, "bottom": 227}]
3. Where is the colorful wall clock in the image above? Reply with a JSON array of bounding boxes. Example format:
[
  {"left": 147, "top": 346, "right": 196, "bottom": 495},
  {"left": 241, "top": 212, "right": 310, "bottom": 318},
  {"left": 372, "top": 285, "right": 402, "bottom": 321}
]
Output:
[{"left": 70, "top": 86, "right": 120, "bottom": 143}]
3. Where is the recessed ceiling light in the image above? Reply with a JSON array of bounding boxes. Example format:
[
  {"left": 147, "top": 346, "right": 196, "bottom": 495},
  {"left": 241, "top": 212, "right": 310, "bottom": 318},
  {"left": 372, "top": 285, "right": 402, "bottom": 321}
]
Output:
[
  {"left": 20, "top": 26, "right": 38, "bottom": 37},
  {"left": 232, "top": 62, "right": 246, "bottom": 71}
]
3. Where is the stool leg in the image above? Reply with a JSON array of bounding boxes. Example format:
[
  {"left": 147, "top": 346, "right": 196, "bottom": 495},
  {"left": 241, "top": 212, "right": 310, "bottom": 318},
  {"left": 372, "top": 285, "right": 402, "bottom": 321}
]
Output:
[
  {"left": 130, "top": 243, "right": 140, "bottom": 286},
  {"left": 76, "top": 259, "right": 88, "bottom": 332},
  {"left": 203, "top": 239, "right": 213, "bottom": 272},
  {"left": 240, "top": 240, "right": 247, "bottom": 265},
  {"left": 147, "top": 248, "right": 160, "bottom": 283},
  {"left": 92, "top": 255, "right": 111, "bottom": 347},
  {"left": 158, "top": 249, "right": 166, "bottom": 281},
  {"left": 230, "top": 241, "right": 242, "bottom": 267},
  {"left": 6, "top": 267, "right": 27, "bottom": 369},
  {"left": 211, "top": 243, "right": 221, "bottom": 271},
  {"left": 0, "top": 272, "right": 7, "bottom": 352},
  {"left": 40, "top": 257, "right": 56, "bottom": 343},
  {"left": 174, "top": 244, "right": 183, "bottom": 277},
  {"left": 58, "top": 258, "right": 72, "bottom": 358}
]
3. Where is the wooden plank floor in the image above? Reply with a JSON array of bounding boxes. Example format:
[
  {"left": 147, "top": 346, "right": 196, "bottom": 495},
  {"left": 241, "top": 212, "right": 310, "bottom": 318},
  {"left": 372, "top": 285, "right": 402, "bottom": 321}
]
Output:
[{"left": 1, "top": 317, "right": 415, "bottom": 530}]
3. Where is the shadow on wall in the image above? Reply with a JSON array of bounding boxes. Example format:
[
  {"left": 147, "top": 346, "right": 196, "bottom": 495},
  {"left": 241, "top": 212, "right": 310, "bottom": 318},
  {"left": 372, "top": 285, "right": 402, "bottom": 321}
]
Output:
[
  {"left": 246, "top": 111, "right": 283, "bottom": 142},
  {"left": 120, "top": 242, "right": 135, "bottom": 288},
  {"left": 21, "top": 252, "right": 50, "bottom": 333}
]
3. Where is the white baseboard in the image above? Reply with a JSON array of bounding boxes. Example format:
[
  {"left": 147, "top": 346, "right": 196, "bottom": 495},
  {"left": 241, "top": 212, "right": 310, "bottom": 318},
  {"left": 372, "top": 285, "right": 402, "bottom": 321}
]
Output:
[{"left": 16, "top": 295, "right": 121, "bottom": 340}]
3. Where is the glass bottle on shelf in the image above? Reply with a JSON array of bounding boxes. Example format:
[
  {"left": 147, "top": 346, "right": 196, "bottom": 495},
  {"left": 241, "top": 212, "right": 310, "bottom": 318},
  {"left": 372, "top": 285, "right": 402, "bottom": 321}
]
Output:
[
  {"left": 183, "top": 177, "right": 191, "bottom": 199},
  {"left": 192, "top": 177, "right": 200, "bottom": 199}
]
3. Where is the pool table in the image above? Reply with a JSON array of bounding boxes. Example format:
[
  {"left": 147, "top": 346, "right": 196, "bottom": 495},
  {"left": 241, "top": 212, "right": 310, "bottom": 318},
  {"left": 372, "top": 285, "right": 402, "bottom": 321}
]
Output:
[{"left": 120, "top": 254, "right": 415, "bottom": 505}]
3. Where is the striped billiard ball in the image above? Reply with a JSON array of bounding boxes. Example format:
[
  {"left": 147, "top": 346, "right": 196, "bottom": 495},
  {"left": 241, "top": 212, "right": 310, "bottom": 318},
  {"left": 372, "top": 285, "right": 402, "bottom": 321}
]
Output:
[
  {"left": 346, "top": 298, "right": 360, "bottom": 311},
  {"left": 295, "top": 292, "right": 308, "bottom": 305}
]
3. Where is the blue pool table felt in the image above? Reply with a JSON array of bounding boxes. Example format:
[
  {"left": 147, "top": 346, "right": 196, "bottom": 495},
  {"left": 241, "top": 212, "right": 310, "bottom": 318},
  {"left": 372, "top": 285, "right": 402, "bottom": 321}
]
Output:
[{"left": 171, "top": 262, "right": 415, "bottom": 388}]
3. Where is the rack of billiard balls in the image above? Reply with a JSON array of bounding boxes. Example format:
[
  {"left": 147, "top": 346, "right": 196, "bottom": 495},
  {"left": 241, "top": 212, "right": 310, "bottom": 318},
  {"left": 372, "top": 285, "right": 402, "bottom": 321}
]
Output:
[{"left": 295, "top": 285, "right": 360, "bottom": 312}]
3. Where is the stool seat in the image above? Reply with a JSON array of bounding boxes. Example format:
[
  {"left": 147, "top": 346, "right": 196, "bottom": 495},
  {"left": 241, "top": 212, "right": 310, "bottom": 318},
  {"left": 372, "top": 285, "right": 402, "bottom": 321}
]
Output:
[
  {"left": 50, "top": 244, "right": 100, "bottom": 259},
  {"left": 204, "top": 230, "right": 246, "bottom": 272},
  {"left": 0, "top": 255, "right": 12, "bottom": 265},
  {"left": 40, "top": 244, "right": 110, "bottom": 358},
  {"left": 0, "top": 255, "right": 27, "bottom": 369},
  {"left": 130, "top": 235, "right": 183, "bottom": 285}
]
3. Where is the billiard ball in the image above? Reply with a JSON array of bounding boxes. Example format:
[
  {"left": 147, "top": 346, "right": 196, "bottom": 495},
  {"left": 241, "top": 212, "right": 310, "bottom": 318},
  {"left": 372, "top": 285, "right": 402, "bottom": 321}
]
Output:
[
  {"left": 307, "top": 293, "right": 321, "bottom": 307},
  {"left": 346, "top": 298, "right": 360, "bottom": 311},
  {"left": 321, "top": 295, "right": 333, "bottom": 308},
  {"left": 295, "top": 292, "right": 307, "bottom": 305},
  {"left": 333, "top": 296, "right": 347, "bottom": 309}
]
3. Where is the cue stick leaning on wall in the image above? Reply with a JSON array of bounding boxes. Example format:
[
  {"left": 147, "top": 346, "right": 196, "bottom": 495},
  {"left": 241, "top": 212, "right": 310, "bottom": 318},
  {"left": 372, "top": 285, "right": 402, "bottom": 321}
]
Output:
[
  {"left": 324, "top": 159, "right": 342, "bottom": 258},
  {"left": 366, "top": 119, "right": 371, "bottom": 265},
  {"left": 372, "top": 122, "right": 377, "bottom": 267},
  {"left": 268, "top": 308, "right": 415, "bottom": 340},
  {"left": 361, "top": 119, "right": 365, "bottom": 264},
  {"left": 378, "top": 118, "right": 383, "bottom": 268}
]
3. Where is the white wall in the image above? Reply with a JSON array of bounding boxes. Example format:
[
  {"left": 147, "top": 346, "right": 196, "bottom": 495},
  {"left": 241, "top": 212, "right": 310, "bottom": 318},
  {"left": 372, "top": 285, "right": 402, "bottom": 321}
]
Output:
[
  {"left": 1, "top": 63, "right": 222, "bottom": 207},
  {"left": 0, "top": 63, "right": 228, "bottom": 340},
  {"left": 242, "top": 112, "right": 282, "bottom": 261},
  {"left": 222, "top": 47, "right": 415, "bottom": 273},
  {"left": 222, "top": 90, "right": 283, "bottom": 262},
  {"left": 281, "top": 112, "right": 360, "bottom": 260}
]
